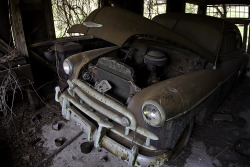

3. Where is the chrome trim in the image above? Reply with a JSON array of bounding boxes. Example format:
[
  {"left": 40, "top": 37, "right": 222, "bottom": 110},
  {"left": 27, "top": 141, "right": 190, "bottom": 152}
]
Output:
[
  {"left": 110, "top": 129, "right": 156, "bottom": 150},
  {"left": 73, "top": 79, "right": 137, "bottom": 127},
  {"left": 72, "top": 79, "right": 159, "bottom": 141},
  {"left": 62, "top": 92, "right": 113, "bottom": 129},
  {"left": 67, "top": 107, "right": 96, "bottom": 141},
  {"left": 142, "top": 100, "right": 166, "bottom": 127},
  {"left": 101, "top": 136, "right": 172, "bottom": 167},
  {"left": 129, "top": 146, "right": 139, "bottom": 167},
  {"left": 55, "top": 86, "right": 60, "bottom": 102},
  {"left": 74, "top": 86, "right": 124, "bottom": 126},
  {"left": 55, "top": 78, "right": 167, "bottom": 166}
]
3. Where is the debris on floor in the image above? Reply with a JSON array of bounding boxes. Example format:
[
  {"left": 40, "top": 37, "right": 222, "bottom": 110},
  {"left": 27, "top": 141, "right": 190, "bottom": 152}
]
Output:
[
  {"left": 54, "top": 137, "right": 65, "bottom": 147},
  {"left": 0, "top": 78, "right": 250, "bottom": 167},
  {"left": 52, "top": 121, "right": 63, "bottom": 131},
  {"left": 0, "top": 93, "right": 61, "bottom": 167},
  {"left": 80, "top": 142, "right": 94, "bottom": 154}
]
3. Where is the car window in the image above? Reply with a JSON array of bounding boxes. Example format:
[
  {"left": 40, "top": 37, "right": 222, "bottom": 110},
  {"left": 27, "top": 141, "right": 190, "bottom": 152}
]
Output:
[
  {"left": 153, "top": 18, "right": 177, "bottom": 29},
  {"left": 173, "top": 20, "right": 221, "bottom": 56},
  {"left": 220, "top": 30, "right": 242, "bottom": 55}
]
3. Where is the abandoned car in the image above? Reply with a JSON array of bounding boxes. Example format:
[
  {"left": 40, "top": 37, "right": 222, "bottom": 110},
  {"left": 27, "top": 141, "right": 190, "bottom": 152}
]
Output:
[{"left": 55, "top": 7, "right": 249, "bottom": 167}]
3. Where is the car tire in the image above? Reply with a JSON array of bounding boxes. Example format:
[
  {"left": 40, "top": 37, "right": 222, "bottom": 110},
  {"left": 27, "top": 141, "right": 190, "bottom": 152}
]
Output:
[{"left": 171, "top": 118, "right": 194, "bottom": 159}]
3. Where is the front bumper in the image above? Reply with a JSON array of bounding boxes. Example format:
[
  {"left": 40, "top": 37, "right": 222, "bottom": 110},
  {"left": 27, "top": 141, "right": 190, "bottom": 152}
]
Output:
[{"left": 55, "top": 79, "right": 172, "bottom": 166}]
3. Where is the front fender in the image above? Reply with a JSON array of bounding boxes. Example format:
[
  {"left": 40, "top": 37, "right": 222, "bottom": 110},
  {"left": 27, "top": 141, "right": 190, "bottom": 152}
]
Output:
[{"left": 127, "top": 69, "right": 223, "bottom": 121}]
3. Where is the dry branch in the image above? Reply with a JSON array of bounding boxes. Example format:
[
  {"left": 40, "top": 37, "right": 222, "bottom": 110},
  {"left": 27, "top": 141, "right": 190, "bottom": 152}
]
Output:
[
  {"left": 0, "top": 47, "right": 22, "bottom": 125},
  {"left": 52, "top": 0, "right": 98, "bottom": 38}
]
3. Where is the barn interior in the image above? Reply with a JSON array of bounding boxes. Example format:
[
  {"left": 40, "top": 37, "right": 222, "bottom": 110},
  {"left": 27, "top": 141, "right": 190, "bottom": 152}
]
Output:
[{"left": 0, "top": 0, "right": 250, "bottom": 167}]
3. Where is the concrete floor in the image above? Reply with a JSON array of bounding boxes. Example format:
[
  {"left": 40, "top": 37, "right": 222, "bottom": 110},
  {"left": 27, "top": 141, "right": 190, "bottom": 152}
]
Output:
[{"left": 41, "top": 77, "right": 250, "bottom": 167}]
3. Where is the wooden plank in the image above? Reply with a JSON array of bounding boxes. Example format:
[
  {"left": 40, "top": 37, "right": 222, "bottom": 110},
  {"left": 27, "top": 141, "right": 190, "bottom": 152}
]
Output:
[{"left": 10, "top": 0, "right": 29, "bottom": 56}]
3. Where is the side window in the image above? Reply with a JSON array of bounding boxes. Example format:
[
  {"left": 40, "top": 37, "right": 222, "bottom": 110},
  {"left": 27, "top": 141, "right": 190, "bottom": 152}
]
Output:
[{"left": 220, "top": 30, "right": 241, "bottom": 55}]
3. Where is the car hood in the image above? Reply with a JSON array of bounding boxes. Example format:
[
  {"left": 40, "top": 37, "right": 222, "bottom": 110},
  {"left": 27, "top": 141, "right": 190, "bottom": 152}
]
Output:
[{"left": 68, "top": 7, "right": 215, "bottom": 62}]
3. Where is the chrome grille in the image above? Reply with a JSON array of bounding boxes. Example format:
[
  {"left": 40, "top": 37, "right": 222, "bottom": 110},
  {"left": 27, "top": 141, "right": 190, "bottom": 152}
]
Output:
[{"left": 59, "top": 79, "right": 158, "bottom": 150}]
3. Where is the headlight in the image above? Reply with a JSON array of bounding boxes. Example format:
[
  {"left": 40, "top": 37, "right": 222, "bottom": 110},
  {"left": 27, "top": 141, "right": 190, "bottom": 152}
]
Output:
[
  {"left": 142, "top": 100, "right": 166, "bottom": 127},
  {"left": 63, "top": 59, "right": 72, "bottom": 75}
]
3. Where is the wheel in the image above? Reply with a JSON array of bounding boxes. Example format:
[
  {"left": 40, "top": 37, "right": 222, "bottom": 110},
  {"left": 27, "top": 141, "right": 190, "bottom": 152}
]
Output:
[{"left": 171, "top": 118, "right": 194, "bottom": 159}]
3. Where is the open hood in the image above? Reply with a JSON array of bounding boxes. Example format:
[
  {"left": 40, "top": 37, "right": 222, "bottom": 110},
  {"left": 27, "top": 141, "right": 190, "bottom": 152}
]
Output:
[{"left": 68, "top": 7, "right": 215, "bottom": 62}]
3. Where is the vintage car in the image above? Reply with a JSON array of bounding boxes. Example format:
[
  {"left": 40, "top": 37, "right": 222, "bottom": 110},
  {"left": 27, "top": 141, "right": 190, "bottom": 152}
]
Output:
[{"left": 55, "top": 7, "right": 248, "bottom": 167}]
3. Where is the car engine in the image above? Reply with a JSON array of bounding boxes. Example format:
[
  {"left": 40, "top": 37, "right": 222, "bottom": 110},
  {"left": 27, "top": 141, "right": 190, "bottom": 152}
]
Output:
[{"left": 80, "top": 39, "right": 212, "bottom": 104}]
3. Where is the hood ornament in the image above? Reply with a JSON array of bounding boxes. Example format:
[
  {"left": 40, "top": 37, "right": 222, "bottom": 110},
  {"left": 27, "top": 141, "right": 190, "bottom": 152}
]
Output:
[{"left": 82, "top": 21, "right": 103, "bottom": 28}]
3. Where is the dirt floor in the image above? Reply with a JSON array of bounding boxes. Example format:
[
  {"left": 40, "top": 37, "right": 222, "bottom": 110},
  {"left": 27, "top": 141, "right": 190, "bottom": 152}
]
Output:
[{"left": 0, "top": 77, "right": 250, "bottom": 167}]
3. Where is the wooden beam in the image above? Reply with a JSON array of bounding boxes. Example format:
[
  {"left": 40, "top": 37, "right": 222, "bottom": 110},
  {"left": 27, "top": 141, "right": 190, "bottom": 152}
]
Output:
[
  {"left": 206, "top": 0, "right": 250, "bottom": 5},
  {"left": 186, "top": 0, "right": 206, "bottom": 5},
  {"left": 43, "top": 0, "right": 56, "bottom": 40},
  {"left": 10, "top": 0, "right": 28, "bottom": 56},
  {"left": 242, "top": 24, "right": 248, "bottom": 51},
  {"left": 223, "top": 18, "right": 250, "bottom": 24},
  {"left": 29, "top": 50, "right": 56, "bottom": 72},
  {"left": 198, "top": 4, "right": 207, "bottom": 15},
  {"left": 247, "top": 6, "right": 250, "bottom": 53},
  {"left": 100, "top": 0, "right": 110, "bottom": 7},
  {"left": 125, "top": 0, "right": 144, "bottom": 15},
  {"left": 167, "top": 0, "right": 185, "bottom": 13},
  {"left": 29, "top": 35, "right": 93, "bottom": 48}
]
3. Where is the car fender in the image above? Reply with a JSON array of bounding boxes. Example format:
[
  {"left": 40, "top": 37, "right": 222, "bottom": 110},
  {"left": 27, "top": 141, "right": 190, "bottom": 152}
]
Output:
[
  {"left": 127, "top": 69, "right": 223, "bottom": 122},
  {"left": 65, "top": 46, "right": 119, "bottom": 80}
]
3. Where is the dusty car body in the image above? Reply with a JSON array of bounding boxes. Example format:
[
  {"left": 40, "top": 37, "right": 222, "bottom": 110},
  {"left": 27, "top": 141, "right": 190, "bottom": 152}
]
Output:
[{"left": 55, "top": 7, "right": 248, "bottom": 167}]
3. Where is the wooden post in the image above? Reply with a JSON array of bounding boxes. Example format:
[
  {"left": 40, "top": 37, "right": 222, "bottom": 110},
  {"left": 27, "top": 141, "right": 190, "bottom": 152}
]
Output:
[
  {"left": 125, "top": 0, "right": 144, "bottom": 15},
  {"left": 243, "top": 23, "right": 248, "bottom": 51},
  {"left": 248, "top": 6, "right": 250, "bottom": 53},
  {"left": 198, "top": 4, "right": 207, "bottom": 15},
  {"left": 9, "top": 0, "right": 28, "bottom": 56},
  {"left": 100, "top": 0, "right": 110, "bottom": 7},
  {"left": 43, "top": 0, "right": 56, "bottom": 40},
  {"left": 167, "top": 0, "right": 185, "bottom": 13}
]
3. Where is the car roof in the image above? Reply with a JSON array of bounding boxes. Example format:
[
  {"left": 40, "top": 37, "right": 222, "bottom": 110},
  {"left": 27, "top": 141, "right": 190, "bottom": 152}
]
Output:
[
  {"left": 153, "top": 13, "right": 238, "bottom": 31},
  {"left": 153, "top": 13, "right": 239, "bottom": 56}
]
